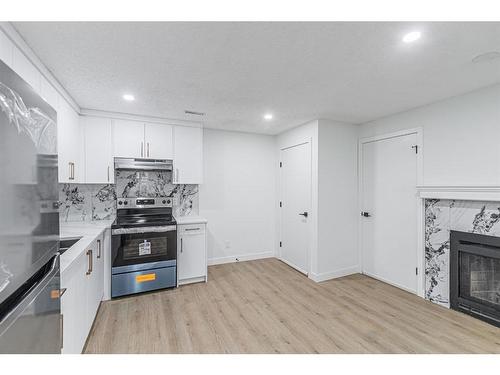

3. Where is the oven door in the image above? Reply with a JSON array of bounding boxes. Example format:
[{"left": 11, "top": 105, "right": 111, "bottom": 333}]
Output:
[{"left": 111, "top": 226, "right": 177, "bottom": 271}]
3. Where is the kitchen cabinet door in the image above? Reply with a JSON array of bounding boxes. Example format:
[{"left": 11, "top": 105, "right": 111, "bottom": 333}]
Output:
[
  {"left": 95, "top": 234, "right": 105, "bottom": 303},
  {"left": 173, "top": 126, "right": 203, "bottom": 184},
  {"left": 85, "top": 239, "right": 102, "bottom": 332},
  {"left": 178, "top": 224, "right": 207, "bottom": 284},
  {"left": 61, "top": 251, "right": 87, "bottom": 354},
  {"left": 58, "top": 99, "right": 83, "bottom": 183},
  {"left": 144, "top": 123, "right": 173, "bottom": 159},
  {"left": 102, "top": 229, "right": 112, "bottom": 301},
  {"left": 83, "top": 116, "right": 114, "bottom": 183},
  {"left": 112, "top": 119, "right": 144, "bottom": 158}
]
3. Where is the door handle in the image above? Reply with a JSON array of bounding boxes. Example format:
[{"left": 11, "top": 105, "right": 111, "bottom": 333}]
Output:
[
  {"left": 361, "top": 211, "right": 371, "bottom": 217},
  {"left": 299, "top": 212, "right": 308, "bottom": 218}
]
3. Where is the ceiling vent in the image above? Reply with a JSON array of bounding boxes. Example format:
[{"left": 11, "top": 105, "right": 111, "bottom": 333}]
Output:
[
  {"left": 472, "top": 51, "right": 500, "bottom": 64},
  {"left": 184, "top": 110, "right": 205, "bottom": 116}
]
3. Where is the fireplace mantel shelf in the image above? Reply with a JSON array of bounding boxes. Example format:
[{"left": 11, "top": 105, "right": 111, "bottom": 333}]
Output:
[{"left": 417, "top": 186, "right": 500, "bottom": 201}]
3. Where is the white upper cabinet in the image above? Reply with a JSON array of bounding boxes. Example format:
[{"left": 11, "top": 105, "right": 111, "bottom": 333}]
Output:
[
  {"left": 144, "top": 123, "right": 173, "bottom": 159},
  {"left": 83, "top": 116, "right": 113, "bottom": 184},
  {"left": 12, "top": 47, "right": 40, "bottom": 93},
  {"left": 0, "top": 30, "right": 13, "bottom": 67},
  {"left": 58, "top": 98, "right": 83, "bottom": 183},
  {"left": 112, "top": 119, "right": 145, "bottom": 158},
  {"left": 173, "top": 125, "right": 203, "bottom": 184}
]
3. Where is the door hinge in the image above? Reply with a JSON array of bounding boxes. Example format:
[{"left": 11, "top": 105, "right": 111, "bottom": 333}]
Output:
[
  {"left": 279, "top": 201, "right": 282, "bottom": 207},
  {"left": 411, "top": 145, "right": 418, "bottom": 154},
  {"left": 416, "top": 267, "right": 418, "bottom": 275},
  {"left": 279, "top": 161, "right": 282, "bottom": 168},
  {"left": 279, "top": 241, "right": 282, "bottom": 247}
]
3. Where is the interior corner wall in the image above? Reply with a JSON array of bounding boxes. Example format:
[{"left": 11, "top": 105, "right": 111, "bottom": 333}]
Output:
[
  {"left": 199, "top": 128, "right": 276, "bottom": 265},
  {"left": 276, "top": 120, "right": 319, "bottom": 276},
  {"left": 359, "top": 84, "right": 500, "bottom": 187},
  {"left": 315, "top": 120, "right": 360, "bottom": 280}
]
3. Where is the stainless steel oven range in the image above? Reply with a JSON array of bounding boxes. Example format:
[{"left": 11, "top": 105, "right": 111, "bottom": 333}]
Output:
[{"left": 111, "top": 197, "right": 177, "bottom": 298}]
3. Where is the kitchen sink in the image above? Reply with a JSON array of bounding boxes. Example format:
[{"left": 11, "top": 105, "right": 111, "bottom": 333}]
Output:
[{"left": 59, "top": 237, "right": 82, "bottom": 255}]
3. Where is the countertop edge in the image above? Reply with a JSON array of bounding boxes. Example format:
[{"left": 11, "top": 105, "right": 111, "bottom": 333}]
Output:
[
  {"left": 60, "top": 220, "right": 114, "bottom": 274},
  {"left": 174, "top": 216, "right": 208, "bottom": 225}
]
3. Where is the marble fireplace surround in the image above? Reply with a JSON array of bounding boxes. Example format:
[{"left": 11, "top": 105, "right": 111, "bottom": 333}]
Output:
[{"left": 419, "top": 186, "right": 500, "bottom": 308}]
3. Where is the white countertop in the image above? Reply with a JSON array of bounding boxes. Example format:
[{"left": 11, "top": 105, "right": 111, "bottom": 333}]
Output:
[
  {"left": 60, "top": 219, "right": 114, "bottom": 273},
  {"left": 174, "top": 215, "right": 208, "bottom": 225}
]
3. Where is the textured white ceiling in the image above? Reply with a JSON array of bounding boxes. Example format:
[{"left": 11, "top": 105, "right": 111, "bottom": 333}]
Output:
[{"left": 12, "top": 22, "right": 500, "bottom": 134}]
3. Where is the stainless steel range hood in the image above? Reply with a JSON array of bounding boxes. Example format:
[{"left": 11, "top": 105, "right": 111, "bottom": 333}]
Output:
[{"left": 114, "top": 157, "right": 173, "bottom": 171}]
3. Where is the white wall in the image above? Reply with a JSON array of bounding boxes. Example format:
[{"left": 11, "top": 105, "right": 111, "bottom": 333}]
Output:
[
  {"left": 200, "top": 129, "right": 276, "bottom": 265},
  {"left": 359, "top": 84, "right": 500, "bottom": 187},
  {"left": 276, "top": 120, "right": 319, "bottom": 275},
  {"left": 316, "top": 120, "right": 359, "bottom": 279},
  {"left": 275, "top": 119, "right": 359, "bottom": 281}
]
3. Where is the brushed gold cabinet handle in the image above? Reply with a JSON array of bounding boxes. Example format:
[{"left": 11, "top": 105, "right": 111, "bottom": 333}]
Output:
[
  {"left": 86, "top": 250, "right": 92, "bottom": 275},
  {"left": 68, "top": 162, "right": 74, "bottom": 180}
]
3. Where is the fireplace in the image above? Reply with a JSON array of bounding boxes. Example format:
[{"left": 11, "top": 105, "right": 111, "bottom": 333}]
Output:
[{"left": 450, "top": 230, "right": 500, "bottom": 327}]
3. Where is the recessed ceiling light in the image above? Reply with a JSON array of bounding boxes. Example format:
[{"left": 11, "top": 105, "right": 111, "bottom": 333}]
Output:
[
  {"left": 263, "top": 113, "right": 273, "bottom": 121},
  {"left": 402, "top": 31, "right": 422, "bottom": 44},
  {"left": 122, "top": 94, "right": 135, "bottom": 101}
]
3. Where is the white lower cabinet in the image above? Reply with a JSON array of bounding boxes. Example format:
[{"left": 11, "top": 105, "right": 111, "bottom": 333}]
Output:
[
  {"left": 177, "top": 223, "right": 207, "bottom": 285},
  {"left": 61, "top": 233, "right": 104, "bottom": 354}
]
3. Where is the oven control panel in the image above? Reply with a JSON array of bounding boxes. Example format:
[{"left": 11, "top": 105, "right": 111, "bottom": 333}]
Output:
[{"left": 117, "top": 197, "right": 173, "bottom": 208}]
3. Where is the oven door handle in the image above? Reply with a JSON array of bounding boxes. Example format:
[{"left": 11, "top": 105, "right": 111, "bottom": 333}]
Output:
[{"left": 112, "top": 225, "right": 177, "bottom": 235}]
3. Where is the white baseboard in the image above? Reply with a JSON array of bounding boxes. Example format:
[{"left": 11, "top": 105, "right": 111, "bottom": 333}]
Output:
[
  {"left": 361, "top": 271, "right": 417, "bottom": 294},
  {"left": 208, "top": 251, "right": 274, "bottom": 266},
  {"left": 309, "top": 265, "right": 360, "bottom": 283}
]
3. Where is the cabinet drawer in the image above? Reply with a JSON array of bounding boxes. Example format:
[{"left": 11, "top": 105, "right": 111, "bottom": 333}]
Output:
[
  {"left": 178, "top": 224, "right": 206, "bottom": 235},
  {"left": 111, "top": 266, "right": 176, "bottom": 298}
]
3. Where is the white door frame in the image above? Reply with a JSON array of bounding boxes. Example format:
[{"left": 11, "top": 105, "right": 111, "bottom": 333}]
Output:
[
  {"left": 358, "top": 127, "right": 425, "bottom": 297},
  {"left": 279, "top": 140, "right": 312, "bottom": 276}
]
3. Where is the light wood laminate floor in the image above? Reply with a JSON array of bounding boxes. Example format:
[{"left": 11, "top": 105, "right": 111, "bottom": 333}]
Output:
[{"left": 84, "top": 258, "right": 500, "bottom": 353}]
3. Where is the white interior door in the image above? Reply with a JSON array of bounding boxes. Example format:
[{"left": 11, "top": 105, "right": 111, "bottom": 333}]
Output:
[
  {"left": 361, "top": 133, "right": 418, "bottom": 293},
  {"left": 280, "top": 142, "right": 311, "bottom": 275}
]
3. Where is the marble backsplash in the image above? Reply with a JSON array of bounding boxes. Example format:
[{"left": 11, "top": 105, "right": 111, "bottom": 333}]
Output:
[
  {"left": 425, "top": 199, "right": 500, "bottom": 307},
  {"left": 60, "top": 170, "right": 199, "bottom": 222}
]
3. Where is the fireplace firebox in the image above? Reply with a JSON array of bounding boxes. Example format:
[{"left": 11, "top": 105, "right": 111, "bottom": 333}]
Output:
[{"left": 450, "top": 230, "right": 500, "bottom": 327}]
